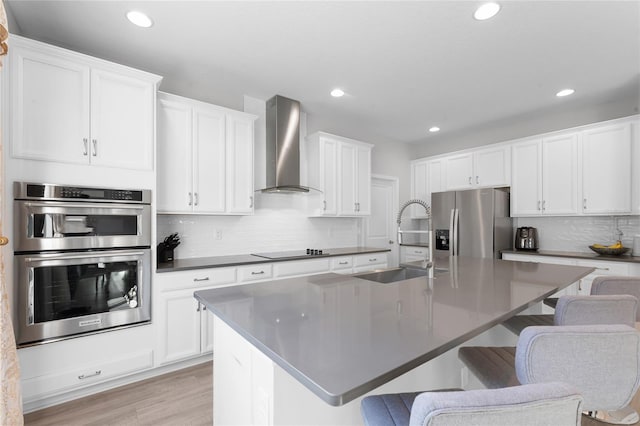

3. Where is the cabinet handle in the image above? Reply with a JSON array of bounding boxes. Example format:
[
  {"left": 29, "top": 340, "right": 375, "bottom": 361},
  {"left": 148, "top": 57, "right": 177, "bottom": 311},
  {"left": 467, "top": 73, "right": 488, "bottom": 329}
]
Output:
[
  {"left": 83, "top": 138, "right": 88, "bottom": 156},
  {"left": 92, "top": 139, "right": 97, "bottom": 156},
  {"left": 354, "top": 203, "right": 358, "bottom": 212},
  {"left": 583, "top": 198, "right": 587, "bottom": 210},
  {"left": 251, "top": 270, "right": 265, "bottom": 275},
  {"left": 542, "top": 200, "right": 546, "bottom": 211},
  {"left": 476, "top": 176, "right": 479, "bottom": 184},
  {"left": 193, "top": 277, "right": 210, "bottom": 282},
  {"left": 468, "top": 177, "right": 472, "bottom": 185},
  {"left": 78, "top": 370, "right": 102, "bottom": 380},
  {"left": 188, "top": 192, "right": 193, "bottom": 206},
  {"left": 594, "top": 267, "right": 610, "bottom": 271},
  {"left": 249, "top": 196, "right": 253, "bottom": 208},
  {"left": 578, "top": 279, "right": 582, "bottom": 291},
  {"left": 323, "top": 200, "right": 327, "bottom": 211},
  {"left": 194, "top": 192, "right": 199, "bottom": 206},
  {"left": 369, "top": 258, "right": 377, "bottom": 262},
  {"left": 537, "top": 201, "right": 541, "bottom": 211},
  {"left": 197, "top": 303, "right": 201, "bottom": 312},
  {"left": 338, "top": 261, "right": 349, "bottom": 265}
]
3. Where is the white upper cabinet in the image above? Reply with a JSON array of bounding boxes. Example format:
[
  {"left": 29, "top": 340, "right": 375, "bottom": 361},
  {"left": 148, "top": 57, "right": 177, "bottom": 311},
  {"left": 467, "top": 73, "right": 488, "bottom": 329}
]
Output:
[
  {"left": 410, "top": 158, "right": 444, "bottom": 218},
  {"left": 157, "top": 92, "right": 255, "bottom": 215},
  {"left": 8, "top": 36, "right": 159, "bottom": 170},
  {"left": 541, "top": 132, "right": 579, "bottom": 215},
  {"left": 306, "top": 132, "right": 373, "bottom": 217},
  {"left": 633, "top": 120, "right": 640, "bottom": 214},
  {"left": 445, "top": 153, "right": 474, "bottom": 190},
  {"left": 511, "top": 138, "right": 543, "bottom": 216},
  {"left": 444, "top": 145, "right": 510, "bottom": 190},
  {"left": 511, "top": 133, "right": 579, "bottom": 216},
  {"left": 581, "top": 123, "right": 632, "bottom": 214},
  {"left": 225, "top": 113, "right": 255, "bottom": 215}
]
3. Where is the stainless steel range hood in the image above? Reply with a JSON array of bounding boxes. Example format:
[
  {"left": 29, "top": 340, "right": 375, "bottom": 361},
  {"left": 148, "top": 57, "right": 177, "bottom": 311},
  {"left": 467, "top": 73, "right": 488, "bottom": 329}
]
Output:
[{"left": 261, "top": 95, "right": 311, "bottom": 193}]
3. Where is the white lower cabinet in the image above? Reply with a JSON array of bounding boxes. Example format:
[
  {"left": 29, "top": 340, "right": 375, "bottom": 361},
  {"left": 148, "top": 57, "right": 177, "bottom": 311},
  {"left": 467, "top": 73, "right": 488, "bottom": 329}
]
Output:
[
  {"left": 155, "top": 267, "right": 237, "bottom": 365},
  {"left": 502, "top": 253, "right": 635, "bottom": 299},
  {"left": 353, "top": 253, "right": 388, "bottom": 273},
  {"left": 400, "top": 246, "right": 429, "bottom": 263}
]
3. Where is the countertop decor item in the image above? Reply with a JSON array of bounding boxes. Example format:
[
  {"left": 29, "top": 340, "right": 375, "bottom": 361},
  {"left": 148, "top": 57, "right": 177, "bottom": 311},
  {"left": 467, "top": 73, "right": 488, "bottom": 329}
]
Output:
[{"left": 589, "top": 243, "right": 630, "bottom": 256}]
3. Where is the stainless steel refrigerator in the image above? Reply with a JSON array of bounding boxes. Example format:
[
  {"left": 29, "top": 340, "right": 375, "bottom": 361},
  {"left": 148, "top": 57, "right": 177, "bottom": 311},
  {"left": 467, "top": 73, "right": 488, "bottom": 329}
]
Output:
[{"left": 431, "top": 188, "right": 512, "bottom": 263}]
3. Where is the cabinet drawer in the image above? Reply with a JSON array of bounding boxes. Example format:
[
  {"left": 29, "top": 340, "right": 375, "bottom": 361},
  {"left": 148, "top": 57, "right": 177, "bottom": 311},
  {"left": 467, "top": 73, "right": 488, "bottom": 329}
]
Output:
[
  {"left": 22, "top": 350, "right": 153, "bottom": 402},
  {"left": 402, "top": 246, "right": 429, "bottom": 256},
  {"left": 156, "top": 267, "right": 237, "bottom": 291},
  {"left": 353, "top": 253, "right": 387, "bottom": 268},
  {"left": 575, "top": 259, "right": 630, "bottom": 276},
  {"left": 237, "top": 264, "right": 273, "bottom": 282},
  {"left": 273, "top": 259, "right": 330, "bottom": 278},
  {"left": 331, "top": 256, "right": 353, "bottom": 271}
]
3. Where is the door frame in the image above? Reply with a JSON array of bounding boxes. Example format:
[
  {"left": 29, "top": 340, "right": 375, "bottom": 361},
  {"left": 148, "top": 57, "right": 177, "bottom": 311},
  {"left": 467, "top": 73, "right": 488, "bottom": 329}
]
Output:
[{"left": 363, "top": 174, "right": 399, "bottom": 267}]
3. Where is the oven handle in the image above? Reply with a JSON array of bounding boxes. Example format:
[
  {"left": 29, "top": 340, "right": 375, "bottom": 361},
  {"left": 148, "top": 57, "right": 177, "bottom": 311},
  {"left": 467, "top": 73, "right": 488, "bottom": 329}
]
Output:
[
  {"left": 24, "top": 250, "right": 147, "bottom": 262},
  {"left": 28, "top": 268, "right": 34, "bottom": 325},
  {"left": 22, "top": 201, "right": 146, "bottom": 211}
]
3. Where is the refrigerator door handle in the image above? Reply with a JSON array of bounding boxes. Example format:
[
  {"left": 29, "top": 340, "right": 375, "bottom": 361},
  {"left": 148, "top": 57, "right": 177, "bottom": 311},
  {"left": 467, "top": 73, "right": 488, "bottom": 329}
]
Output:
[
  {"left": 453, "top": 208, "right": 459, "bottom": 256},
  {"left": 449, "top": 208, "right": 455, "bottom": 255}
]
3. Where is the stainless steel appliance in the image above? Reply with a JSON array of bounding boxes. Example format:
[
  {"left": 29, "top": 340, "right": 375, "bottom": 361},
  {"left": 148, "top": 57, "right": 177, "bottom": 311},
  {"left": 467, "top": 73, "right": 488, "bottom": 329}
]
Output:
[
  {"left": 431, "top": 188, "right": 512, "bottom": 263},
  {"left": 13, "top": 182, "right": 152, "bottom": 346},
  {"left": 515, "top": 227, "right": 539, "bottom": 251}
]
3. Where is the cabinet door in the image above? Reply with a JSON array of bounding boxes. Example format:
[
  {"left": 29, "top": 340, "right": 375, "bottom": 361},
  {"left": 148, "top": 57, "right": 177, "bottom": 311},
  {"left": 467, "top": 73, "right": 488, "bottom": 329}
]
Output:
[
  {"left": 582, "top": 123, "right": 632, "bottom": 214},
  {"left": 511, "top": 139, "right": 543, "bottom": 216},
  {"left": 445, "top": 153, "right": 473, "bottom": 190},
  {"left": 474, "top": 145, "right": 510, "bottom": 187},
  {"left": 542, "top": 133, "right": 579, "bottom": 215},
  {"left": 157, "top": 289, "right": 202, "bottom": 365},
  {"left": 319, "top": 138, "right": 338, "bottom": 215},
  {"left": 10, "top": 46, "right": 90, "bottom": 164},
  {"left": 157, "top": 98, "right": 193, "bottom": 212},
  {"left": 225, "top": 114, "right": 254, "bottom": 214},
  {"left": 355, "top": 145, "right": 372, "bottom": 215},
  {"left": 200, "top": 305, "right": 214, "bottom": 354},
  {"left": 339, "top": 143, "right": 358, "bottom": 215},
  {"left": 193, "top": 107, "right": 226, "bottom": 213},
  {"left": 89, "top": 68, "right": 154, "bottom": 170},
  {"left": 410, "top": 160, "right": 428, "bottom": 218}
]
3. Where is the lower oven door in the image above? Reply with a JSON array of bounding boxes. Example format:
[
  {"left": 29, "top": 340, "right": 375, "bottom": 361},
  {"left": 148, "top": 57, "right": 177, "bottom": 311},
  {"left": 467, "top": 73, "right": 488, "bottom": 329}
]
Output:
[{"left": 15, "top": 249, "right": 151, "bottom": 346}]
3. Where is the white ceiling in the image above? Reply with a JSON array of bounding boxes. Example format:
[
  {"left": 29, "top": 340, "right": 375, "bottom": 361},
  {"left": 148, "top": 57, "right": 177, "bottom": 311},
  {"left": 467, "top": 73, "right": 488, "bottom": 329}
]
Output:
[{"left": 5, "top": 1, "right": 640, "bottom": 148}]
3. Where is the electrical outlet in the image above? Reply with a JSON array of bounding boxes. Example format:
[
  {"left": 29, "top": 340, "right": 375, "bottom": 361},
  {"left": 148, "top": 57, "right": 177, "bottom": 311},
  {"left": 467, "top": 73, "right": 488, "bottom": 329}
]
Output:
[{"left": 215, "top": 230, "right": 223, "bottom": 240}]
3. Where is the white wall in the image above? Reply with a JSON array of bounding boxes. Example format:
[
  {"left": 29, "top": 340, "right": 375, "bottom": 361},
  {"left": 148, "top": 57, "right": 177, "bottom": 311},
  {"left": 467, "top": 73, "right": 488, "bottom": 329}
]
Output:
[{"left": 514, "top": 215, "right": 640, "bottom": 253}]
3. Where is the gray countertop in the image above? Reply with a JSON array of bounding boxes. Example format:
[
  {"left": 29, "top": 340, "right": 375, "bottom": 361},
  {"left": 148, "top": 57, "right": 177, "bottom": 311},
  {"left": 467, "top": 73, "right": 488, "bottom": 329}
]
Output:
[
  {"left": 501, "top": 249, "right": 640, "bottom": 264},
  {"left": 157, "top": 246, "right": 390, "bottom": 273},
  {"left": 194, "top": 256, "right": 594, "bottom": 406}
]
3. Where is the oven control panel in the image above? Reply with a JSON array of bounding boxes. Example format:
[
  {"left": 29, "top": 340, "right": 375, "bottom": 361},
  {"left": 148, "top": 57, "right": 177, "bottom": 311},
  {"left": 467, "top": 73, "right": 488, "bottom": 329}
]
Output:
[{"left": 15, "top": 182, "right": 150, "bottom": 204}]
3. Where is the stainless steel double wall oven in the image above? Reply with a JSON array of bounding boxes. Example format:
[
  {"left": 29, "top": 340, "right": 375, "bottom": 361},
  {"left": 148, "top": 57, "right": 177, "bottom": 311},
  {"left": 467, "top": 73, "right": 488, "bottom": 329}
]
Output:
[{"left": 14, "top": 182, "right": 152, "bottom": 346}]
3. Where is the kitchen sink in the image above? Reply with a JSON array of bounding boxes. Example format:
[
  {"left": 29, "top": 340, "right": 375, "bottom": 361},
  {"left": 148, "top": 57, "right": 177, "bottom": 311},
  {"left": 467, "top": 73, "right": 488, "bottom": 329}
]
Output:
[{"left": 354, "top": 267, "right": 430, "bottom": 284}]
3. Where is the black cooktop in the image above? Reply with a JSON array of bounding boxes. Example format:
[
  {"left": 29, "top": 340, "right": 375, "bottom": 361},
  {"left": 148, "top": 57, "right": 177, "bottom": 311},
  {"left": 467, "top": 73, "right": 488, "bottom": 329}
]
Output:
[{"left": 251, "top": 249, "right": 330, "bottom": 260}]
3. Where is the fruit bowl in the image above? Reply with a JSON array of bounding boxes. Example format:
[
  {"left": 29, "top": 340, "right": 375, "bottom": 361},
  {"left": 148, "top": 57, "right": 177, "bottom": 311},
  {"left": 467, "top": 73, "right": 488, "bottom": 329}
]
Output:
[{"left": 589, "top": 245, "right": 631, "bottom": 256}]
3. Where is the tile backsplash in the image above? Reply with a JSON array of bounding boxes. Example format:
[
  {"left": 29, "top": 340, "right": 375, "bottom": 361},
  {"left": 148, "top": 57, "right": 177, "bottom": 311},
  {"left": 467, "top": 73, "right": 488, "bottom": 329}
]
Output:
[
  {"left": 157, "top": 195, "right": 361, "bottom": 258},
  {"left": 514, "top": 215, "right": 640, "bottom": 253}
]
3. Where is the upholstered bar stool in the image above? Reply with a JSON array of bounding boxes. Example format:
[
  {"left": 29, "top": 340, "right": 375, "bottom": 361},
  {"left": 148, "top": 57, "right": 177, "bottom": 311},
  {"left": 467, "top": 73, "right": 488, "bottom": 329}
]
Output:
[
  {"left": 361, "top": 382, "right": 583, "bottom": 426},
  {"left": 544, "top": 276, "right": 640, "bottom": 311},
  {"left": 502, "top": 294, "right": 637, "bottom": 336},
  {"left": 458, "top": 324, "right": 640, "bottom": 424}
]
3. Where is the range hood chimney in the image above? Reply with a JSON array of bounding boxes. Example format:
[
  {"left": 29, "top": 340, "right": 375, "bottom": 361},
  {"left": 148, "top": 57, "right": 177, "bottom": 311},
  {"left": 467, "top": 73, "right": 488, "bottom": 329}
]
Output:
[{"left": 261, "top": 95, "right": 310, "bottom": 193}]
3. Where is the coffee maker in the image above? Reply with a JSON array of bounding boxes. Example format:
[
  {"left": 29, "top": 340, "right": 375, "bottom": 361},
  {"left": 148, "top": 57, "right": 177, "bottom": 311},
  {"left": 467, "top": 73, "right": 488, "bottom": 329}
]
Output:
[{"left": 515, "top": 227, "right": 539, "bottom": 251}]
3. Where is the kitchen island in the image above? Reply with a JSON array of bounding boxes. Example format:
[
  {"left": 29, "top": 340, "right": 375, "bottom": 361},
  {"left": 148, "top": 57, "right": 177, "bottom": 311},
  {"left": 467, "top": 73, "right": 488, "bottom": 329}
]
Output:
[{"left": 194, "top": 256, "right": 594, "bottom": 425}]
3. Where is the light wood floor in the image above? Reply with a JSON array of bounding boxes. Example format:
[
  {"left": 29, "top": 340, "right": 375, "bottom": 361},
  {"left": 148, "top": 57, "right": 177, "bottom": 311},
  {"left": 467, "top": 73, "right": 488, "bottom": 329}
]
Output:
[
  {"left": 23, "top": 360, "right": 640, "bottom": 426},
  {"left": 24, "top": 362, "right": 213, "bottom": 426}
]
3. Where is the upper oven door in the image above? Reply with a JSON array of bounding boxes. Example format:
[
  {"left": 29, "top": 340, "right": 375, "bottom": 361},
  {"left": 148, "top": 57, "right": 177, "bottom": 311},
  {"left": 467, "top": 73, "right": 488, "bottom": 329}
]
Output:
[{"left": 14, "top": 200, "right": 151, "bottom": 252}]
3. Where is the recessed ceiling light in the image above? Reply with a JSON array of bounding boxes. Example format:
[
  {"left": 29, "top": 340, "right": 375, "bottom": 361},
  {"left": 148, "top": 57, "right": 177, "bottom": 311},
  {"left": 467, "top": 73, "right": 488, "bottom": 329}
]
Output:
[
  {"left": 556, "top": 88, "right": 575, "bottom": 97},
  {"left": 330, "top": 88, "right": 345, "bottom": 98},
  {"left": 429, "top": 126, "right": 440, "bottom": 133},
  {"left": 474, "top": 2, "right": 501, "bottom": 20},
  {"left": 126, "top": 10, "right": 153, "bottom": 28}
]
